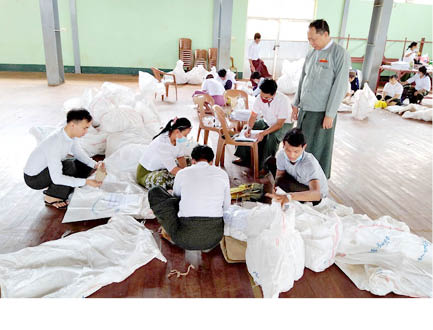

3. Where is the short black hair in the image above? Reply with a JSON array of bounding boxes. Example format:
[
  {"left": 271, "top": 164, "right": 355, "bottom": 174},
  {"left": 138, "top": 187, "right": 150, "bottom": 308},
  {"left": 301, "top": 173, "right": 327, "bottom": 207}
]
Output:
[
  {"left": 309, "top": 19, "right": 330, "bottom": 35},
  {"left": 191, "top": 145, "right": 214, "bottom": 162},
  {"left": 283, "top": 128, "right": 306, "bottom": 147},
  {"left": 390, "top": 74, "right": 398, "bottom": 80},
  {"left": 254, "top": 32, "right": 261, "bottom": 40},
  {"left": 251, "top": 71, "right": 261, "bottom": 80},
  {"left": 66, "top": 109, "right": 92, "bottom": 123},
  {"left": 259, "top": 79, "right": 278, "bottom": 95},
  {"left": 218, "top": 69, "right": 227, "bottom": 78},
  {"left": 206, "top": 74, "right": 214, "bottom": 79},
  {"left": 419, "top": 66, "right": 427, "bottom": 75}
]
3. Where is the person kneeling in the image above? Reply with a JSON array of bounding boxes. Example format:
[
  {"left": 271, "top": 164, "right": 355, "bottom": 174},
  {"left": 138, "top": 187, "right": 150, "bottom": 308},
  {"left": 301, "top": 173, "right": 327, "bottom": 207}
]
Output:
[
  {"left": 23, "top": 109, "right": 103, "bottom": 209},
  {"left": 148, "top": 145, "right": 230, "bottom": 251},
  {"left": 265, "top": 128, "right": 328, "bottom": 206}
]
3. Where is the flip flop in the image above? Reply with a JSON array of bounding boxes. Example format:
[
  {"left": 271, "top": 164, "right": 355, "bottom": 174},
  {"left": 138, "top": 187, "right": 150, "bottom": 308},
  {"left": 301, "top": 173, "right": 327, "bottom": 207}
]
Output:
[{"left": 44, "top": 200, "right": 68, "bottom": 209}]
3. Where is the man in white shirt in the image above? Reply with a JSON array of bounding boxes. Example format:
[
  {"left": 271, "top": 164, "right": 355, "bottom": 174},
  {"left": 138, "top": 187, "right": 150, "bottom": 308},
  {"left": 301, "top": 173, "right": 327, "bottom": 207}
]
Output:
[
  {"left": 376, "top": 75, "right": 403, "bottom": 106},
  {"left": 148, "top": 145, "right": 230, "bottom": 251},
  {"left": 265, "top": 128, "right": 328, "bottom": 207},
  {"left": 216, "top": 69, "right": 236, "bottom": 90},
  {"left": 233, "top": 79, "right": 293, "bottom": 173},
  {"left": 24, "top": 109, "right": 103, "bottom": 209},
  {"left": 248, "top": 32, "right": 271, "bottom": 88},
  {"left": 402, "top": 66, "right": 431, "bottom": 104}
]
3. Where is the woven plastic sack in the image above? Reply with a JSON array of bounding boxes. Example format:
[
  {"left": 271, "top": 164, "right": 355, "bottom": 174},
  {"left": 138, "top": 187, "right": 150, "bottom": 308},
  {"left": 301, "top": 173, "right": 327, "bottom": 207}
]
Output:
[{"left": 352, "top": 83, "right": 376, "bottom": 120}]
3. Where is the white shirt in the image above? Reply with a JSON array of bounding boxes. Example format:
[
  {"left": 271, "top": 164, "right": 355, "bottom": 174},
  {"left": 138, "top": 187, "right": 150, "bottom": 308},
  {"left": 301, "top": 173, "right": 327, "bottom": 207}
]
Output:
[
  {"left": 252, "top": 91, "right": 292, "bottom": 126},
  {"left": 139, "top": 132, "right": 184, "bottom": 172},
  {"left": 253, "top": 77, "right": 265, "bottom": 97},
  {"left": 407, "top": 73, "right": 431, "bottom": 92},
  {"left": 383, "top": 82, "right": 403, "bottom": 98},
  {"left": 276, "top": 150, "right": 328, "bottom": 198},
  {"left": 248, "top": 41, "right": 261, "bottom": 60},
  {"left": 201, "top": 78, "right": 225, "bottom": 96},
  {"left": 403, "top": 49, "right": 417, "bottom": 63},
  {"left": 173, "top": 161, "right": 231, "bottom": 218},
  {"left": 24, "top": 127, "right": 96, "bottom": 187},
  {"left": 216, "top": 76, "right": 236, "bottom": 89},
  {"left": 321, "top": 39, "right": 333, "bottom": 51}
]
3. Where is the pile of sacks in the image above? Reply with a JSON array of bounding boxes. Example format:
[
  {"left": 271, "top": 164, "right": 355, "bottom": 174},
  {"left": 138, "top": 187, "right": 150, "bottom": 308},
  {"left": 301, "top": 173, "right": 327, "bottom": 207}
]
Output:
[
  {"left": 338, "top": 83, "right": 376, "bottom": 121},
  {"left": 385, "top": 103, "right": 432, "bottom": 122},
  {"left": 277, "top": 59, "right": 305, "bottom": 95},
  {"left": 223, "top": 198, "right": 432, "bottom": 298}
]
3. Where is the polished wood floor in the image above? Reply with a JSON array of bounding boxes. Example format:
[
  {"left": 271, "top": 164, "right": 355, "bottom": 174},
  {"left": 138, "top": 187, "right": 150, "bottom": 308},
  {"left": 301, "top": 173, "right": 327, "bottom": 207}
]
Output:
[{"left": 0, "top": 72, "right": 431, "bottom": 298}]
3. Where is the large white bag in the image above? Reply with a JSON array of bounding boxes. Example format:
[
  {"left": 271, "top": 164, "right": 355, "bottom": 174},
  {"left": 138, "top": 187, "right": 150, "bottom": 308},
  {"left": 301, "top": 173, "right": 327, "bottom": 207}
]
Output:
[
  {"left": 170, "top": 60, "right": 188, "bottom": 84},
  {"left": 246, "top": 203, "right": 305, "bottom": 298},
  {"left": 104, "top": 143, "right": 147, "bottom": 177},
  {"left": 99, "top": 105, "right": 144, "bottom": 133},
  {"left": 78, "top": 125, "right": 108, "bottom": 156},
  {"left": 290, "top": 201, "right": 342, "bottom": 272},
  {"left": 186, "top": 65, "right": 209, "bottom": 85},
  {"left": 335, "top": 214, "right": 432, "bottom": 297},
  {"left": 277, "top": 58, "right": 304, "bottom": 94},
  {"left": 402, "top": 107, "right": 432, "bottom": 121},
  {"left": 0, "top": 214, "right": 166, "bottom": 298},
  {"left": 105, "top": 128, "right": 155, "bottom": 158},
  {"left": 351, "top": 83, "right": 376, "bottom": 120}
]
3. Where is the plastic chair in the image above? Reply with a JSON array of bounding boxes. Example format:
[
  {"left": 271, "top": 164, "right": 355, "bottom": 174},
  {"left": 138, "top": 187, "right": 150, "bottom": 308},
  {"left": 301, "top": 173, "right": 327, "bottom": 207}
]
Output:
[
  {"left": 179, "top": 38, "right": 193, "bottom": 71},
  {"left": 223, "top": 89, "right": 249, "bottom": 110},
  {"left": 193, "top": 94, "right": 219, "bottom": 145},
  {"left": 230, "top": 57, "right": 237, "bottom": 78},
  {"left": 208, "top": 48, "right": 217, "bottom": 69},
  {"left": 194, "top": 49, "right": 208, "bottom": 70},
  {"left": 214, "top": 105, "right": 259, "bottom": 179},
  {"left": 151, "top": 67, "right": 178, "bottom": 101}
]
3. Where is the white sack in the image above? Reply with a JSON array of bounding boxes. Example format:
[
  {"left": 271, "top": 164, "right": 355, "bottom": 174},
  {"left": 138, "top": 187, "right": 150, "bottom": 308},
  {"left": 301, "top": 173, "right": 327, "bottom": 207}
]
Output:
[
  {"left": 338, "top": 103, "right": 353, "bottom": 112},
  {"left": 0, "top": 214, "right": 166, "bottom": 298},
  {"left": 169, "top": 60, "right": 188, "bottom": 84},
  {"left": 246, "top": 203, "right": 305, "bottom": 298},
  {"left": 186, "top": 65, "right": 209, "bottom": 85},
  {"left": 105, "top": 128, "right": 155, "bottom": 158},
  {"left": 223, "top": 203, "right": 256, "bottom": 242},
  {"left": 335, "top": 214, "right": 432, "bottom": 297},
  {"left": 99, "top": 105, "right": 144, "bottom": 133},
  {"left": 104, "top": 143, "right": 147, "bottom": 177},
  {"left": 385, "top": 105, "right": 405, "bottom": 114},
  {"left": 62, "top": 97, "right": 82, "bottom": 113},
  {"left": 134, "top": 99, "right": 162, "bottom": 132},
  {"left": 352, "top": 83, "right": 376, "bottom": 120},
  {"left": 402, "top": 108, "right": 432, "bottom": 121},
  {"left": 100, "top": 82, "right": 136, "bottom": 108},
  {"left": 277, "top": 59, "right": 304, "bottom": 94},
  {"left": 62, "top": 172, "right": 154, "bottom": 223},
  {"left": 290, "top": 201, "right": 342, "bottom": 272},
  {"left": 78, "top": 125, "right": 108, "bottom": 156}
]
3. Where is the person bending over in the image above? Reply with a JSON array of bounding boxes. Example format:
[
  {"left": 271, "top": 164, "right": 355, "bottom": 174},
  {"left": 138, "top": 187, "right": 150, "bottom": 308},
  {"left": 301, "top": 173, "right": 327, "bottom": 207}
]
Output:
[
  {"left": 233, "top": 79, "right": 293, "bottom": 171},
  {"left": 23, "top": 109, "right": 103, "bottom": 209},
  {"left": 137, "top": 117, "right": 192, "bottom": 190},
  {"left": 217, "top": 69, "right": 236, "bottom": 90},
  {"left": 265, "top": 128, "right": 328, "bottom": 206},
  {"left": 401, "top": 66, "right": 431, "bottom": 104},
  {"left": 148, "top": 145, "right": 230, "bottom": 251},
  {"left": 192, "top": 74, "right": 225, "bottom": 106},
  {"left": 251, "top": 71, "right": 265, "bottom": 97}
]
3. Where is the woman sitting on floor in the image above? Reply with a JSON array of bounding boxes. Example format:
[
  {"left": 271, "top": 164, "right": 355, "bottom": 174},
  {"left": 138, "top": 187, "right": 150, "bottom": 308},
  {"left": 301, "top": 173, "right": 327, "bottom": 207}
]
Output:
[
  {"left": 376, "top": 75, "right": 403, "bottom": 106},
  {"left": 192, "top": 74, "right": 225, "bottom": 106},
  {"left": 137, "top": 117, "right": 192, "bottom": 190},
  {"left": 401, "top": 66, "right": 431, "bottom": 104}
]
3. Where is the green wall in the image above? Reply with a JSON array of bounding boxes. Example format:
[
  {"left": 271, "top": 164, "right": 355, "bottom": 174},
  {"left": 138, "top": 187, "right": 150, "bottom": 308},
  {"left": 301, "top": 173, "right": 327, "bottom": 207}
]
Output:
[
  {"left": 0, "top": 0, "right": 248, "bottom": 73},
  {"left": 315, "top": 0, "right": 432, "bottom": 65}
]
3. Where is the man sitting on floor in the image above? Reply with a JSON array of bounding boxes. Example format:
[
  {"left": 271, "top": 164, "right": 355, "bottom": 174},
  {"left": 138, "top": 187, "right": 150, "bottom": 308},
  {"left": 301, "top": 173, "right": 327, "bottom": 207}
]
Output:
[
  {"left": 23, "top": 109, "right": 103, "bottom": 209},
  {"left": 265, "top": 128, "right": 328, "bottom": 206},
  {"left": 148, "top": 145, "right": 230, "bottom": 251}
]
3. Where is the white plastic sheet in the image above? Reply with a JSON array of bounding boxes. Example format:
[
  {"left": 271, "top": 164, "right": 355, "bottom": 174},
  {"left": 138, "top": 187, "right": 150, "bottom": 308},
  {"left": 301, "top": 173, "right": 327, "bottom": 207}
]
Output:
[
  {"left": 277, "top": 59, "right": 304, "bottom": 94},
  {"left": 352, "top": 83, "right": 376, "bottom": 120},
  {"left": 246, "top": 203, "right": 305, "bottom": 298},
  {"left": 0, "top": 215, "right": 166, "bottom": 298},
  {"left": 335, "top": 214, "right": 432, "bottom": 297},
  {"left": 62, "top": 172, "right": 154, "bottom": 223}
]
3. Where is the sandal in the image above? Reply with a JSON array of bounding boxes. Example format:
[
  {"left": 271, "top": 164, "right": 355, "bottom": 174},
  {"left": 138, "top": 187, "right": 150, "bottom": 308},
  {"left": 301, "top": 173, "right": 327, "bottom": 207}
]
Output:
[{"left": 44, "top": 200, "right": 68, "bottom": 209}]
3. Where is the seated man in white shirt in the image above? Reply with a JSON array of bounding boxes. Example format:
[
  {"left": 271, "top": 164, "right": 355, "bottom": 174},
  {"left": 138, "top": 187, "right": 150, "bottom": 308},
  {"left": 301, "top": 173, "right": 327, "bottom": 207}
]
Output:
[
  {"left": 148, "top": 145, "right": 230, "bottom": 251},
  {"left": 23, "top": 109, "right": 103, "bottom": 209},
  {"left": 216, "top": 69, "right": 236, "bottom": 90},
  {"left": 376, "top": 75, "right": 403, "bottom": 106},
  {"left": 265, "top": 128, "right": 328, "bottom": 206},
  {"left": 233, "top": 79, "right": 293, "bottom": 172},
  {"left": 402, "top": 66, "right": 431, "bottom": 104}
]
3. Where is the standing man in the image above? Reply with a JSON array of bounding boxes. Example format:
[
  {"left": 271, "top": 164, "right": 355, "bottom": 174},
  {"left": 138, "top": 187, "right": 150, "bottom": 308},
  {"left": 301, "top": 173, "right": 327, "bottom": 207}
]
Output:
[
  {"left": 248, "top": 32, "right": 272, "bottom": 88},
  {"left": 292, "top": 19, "right": 350, "bottom": 179},
  {"left": 23, "top": 109, "right": 103, "bottom": 209}
]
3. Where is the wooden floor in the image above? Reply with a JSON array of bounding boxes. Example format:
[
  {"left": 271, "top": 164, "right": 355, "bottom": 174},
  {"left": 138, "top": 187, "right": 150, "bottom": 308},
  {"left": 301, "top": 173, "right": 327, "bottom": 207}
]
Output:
[{"left": 0, "top": 72, "right": 431, "bottom": 298}]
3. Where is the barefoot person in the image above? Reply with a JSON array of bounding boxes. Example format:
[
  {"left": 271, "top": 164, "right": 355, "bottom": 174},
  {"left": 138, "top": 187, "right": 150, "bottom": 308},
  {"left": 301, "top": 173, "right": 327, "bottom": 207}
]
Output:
[{"left": 23, "top": 109, "right": 103, "bottom": 209}]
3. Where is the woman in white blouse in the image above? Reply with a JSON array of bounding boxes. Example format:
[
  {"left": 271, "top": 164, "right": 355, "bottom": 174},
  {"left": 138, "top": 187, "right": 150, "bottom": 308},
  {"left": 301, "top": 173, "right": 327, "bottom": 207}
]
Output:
[
  {"left": 402, "top": 42, "right": 419, "bottom": 64},
  {"left": 402, "top": 66, "right": 431, "bottom": 104},
  {"left": 376, "top": 75, "right": 403, "bottom": 105},
  {"left": 137, "top": 117, "right": 192, "bottom": 190}
]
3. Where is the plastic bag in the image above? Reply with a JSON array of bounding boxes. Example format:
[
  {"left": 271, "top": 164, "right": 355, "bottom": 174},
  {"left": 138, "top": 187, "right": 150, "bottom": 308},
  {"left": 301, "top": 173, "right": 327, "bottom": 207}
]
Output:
[
  {"left": 169, "top": 60, "right": 188, "bottom": 84},
  {"left": 78, "top": 125, "right": 107, "bottom": 156},
  {"left": 351, "top": 83, "right": 376, "bottom": 120},
  {"left": 100, "top": 82, "right": 136, "bottom": 108},
  {"left": 277, "top": 59, "right": 304, "bottom": 94},
  {"left": 99, "top": 105, "right": 144, "bottom": 133},
  {"left": 0, "top": 214, "right": 166, "bottom": 298},
  {"left": 186, "top": 65, "right": 209, "bottom": 85},
  {"left": 335, "top": 214, "right": 432, "bottom": 297},
  {"left": 290, "top": 201, "right": 342, "bottom": 272},
  {"left": 105, "top": 128, "right": 155, "bottom": 158},
  {"left": 223, "top": 204, "right": 254, "bottom": 242},
  {"left": 104, "top": 143, "right": 147, "bottom": 177},
  {"left": 246, "top": 203, "right": 305, "bottom": 298},
  {"left": 402, "top": 108, "right": 432, "bottom": 121}
]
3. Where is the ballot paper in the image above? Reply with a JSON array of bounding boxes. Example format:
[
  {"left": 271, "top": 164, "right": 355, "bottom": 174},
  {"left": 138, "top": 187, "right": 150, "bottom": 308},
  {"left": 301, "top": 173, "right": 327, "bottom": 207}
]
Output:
[{"left": 234, "top": 129, "right": 264, "bottom": 142}]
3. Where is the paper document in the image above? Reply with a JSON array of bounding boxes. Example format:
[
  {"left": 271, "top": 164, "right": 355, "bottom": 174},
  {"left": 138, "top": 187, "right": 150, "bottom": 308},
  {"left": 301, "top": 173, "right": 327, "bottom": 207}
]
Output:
[{"left": 234, "top": 130, "right": 263, "bottom": 142}]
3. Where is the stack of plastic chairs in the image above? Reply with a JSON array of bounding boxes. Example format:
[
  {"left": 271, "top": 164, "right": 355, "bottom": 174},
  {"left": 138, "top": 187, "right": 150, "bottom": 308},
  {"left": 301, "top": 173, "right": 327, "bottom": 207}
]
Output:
[
  {"left": 194, "top": 49, "right": 208, "bottom": 70},
  {"left": 179, "top": 38, "right": 193, "bottom": 71},
  {"left": 208, "top": 48, "right": 217, "bottom": 69}
]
